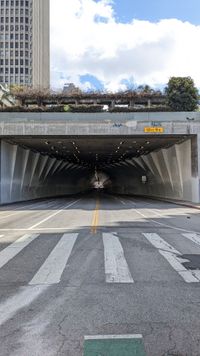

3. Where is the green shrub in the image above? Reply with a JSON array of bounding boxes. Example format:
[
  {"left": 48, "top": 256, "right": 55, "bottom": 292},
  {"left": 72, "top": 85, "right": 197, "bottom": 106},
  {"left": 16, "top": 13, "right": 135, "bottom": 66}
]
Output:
[{"left": 69, "top": 104, "right": 104, "bottom": 112}]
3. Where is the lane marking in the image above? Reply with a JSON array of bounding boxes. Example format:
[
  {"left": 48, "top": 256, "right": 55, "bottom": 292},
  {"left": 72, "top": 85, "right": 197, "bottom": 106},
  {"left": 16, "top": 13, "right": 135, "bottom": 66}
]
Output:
[
  {"left": 135, "top": 208, "right": 200, "bottom": 234},
  {"left": 0, "top": 197, "right": 58, "bottom": 212},
  {"left": 0, "top": 234, "right": 40, "bottom": 269},
  {"left": 0, "top": 199, "right": 52, "bottom": 212},
  {"left": 116, "top": 197, "right": 200, "bottom": 234},
  {"left": 85, "top": 335, "right": 143, "bottom": 340},
  {"left": 91, "top": 199, "right": 99, "bottom": 234},
  {"left": 29, "top": 233, "right": 78, "bottom": 285},
  {"left": 0, "top": 228, "right": 80, "bottom": 231},
  {"left": 121, "top": 198, "right": 200, "bottom": 234},
  {"left": 0, "top": 200, "right": 59, "bottom": 221},
  {"left": 118, "top": 199, "right": 126, "bottom": 205},
  {"left": 182, "top": 233, "right": 200, "bottom": 246},
  {"left": 140, "top": 205, "right": 198, "bottom": 219},
  {"left": 114, "top": 196, "right": 127, "bottom": 205},
  {"left": 28, "top": 199, "right": 81, "bottom": 230},
  {"left": 143, "top": 233, "right": 200, "bottom": 283},
  {"left": 103, "top": 232, "right": 134, "bottom": 283},
  {"left": 147, "top": 207, "right": 188, "bottom": 218}
]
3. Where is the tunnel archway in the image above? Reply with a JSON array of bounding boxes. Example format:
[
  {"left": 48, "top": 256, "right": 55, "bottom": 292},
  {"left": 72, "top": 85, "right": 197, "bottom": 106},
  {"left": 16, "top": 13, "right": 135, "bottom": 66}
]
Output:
[{"left": 0, "top": 134, "right": 198, "bottom": 204}]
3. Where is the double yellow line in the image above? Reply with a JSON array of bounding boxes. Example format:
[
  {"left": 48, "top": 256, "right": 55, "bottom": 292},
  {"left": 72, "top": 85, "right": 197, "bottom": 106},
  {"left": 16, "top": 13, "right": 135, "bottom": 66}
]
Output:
[{"left": 91, "top": 199, "right": 100, "bottom": 234}]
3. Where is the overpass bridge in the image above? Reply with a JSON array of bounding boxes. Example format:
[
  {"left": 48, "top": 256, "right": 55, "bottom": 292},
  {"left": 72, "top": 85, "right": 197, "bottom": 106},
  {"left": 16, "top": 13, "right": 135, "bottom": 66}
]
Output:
[{"left": 0, "top": 111, "right": 200, "bottom": 204}]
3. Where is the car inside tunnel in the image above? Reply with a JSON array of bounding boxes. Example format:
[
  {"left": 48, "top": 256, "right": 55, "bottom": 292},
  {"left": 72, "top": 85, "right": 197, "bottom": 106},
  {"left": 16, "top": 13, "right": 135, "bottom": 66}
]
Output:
[{"left": 0, "top": 134, "right": 198, "bottom": 204}]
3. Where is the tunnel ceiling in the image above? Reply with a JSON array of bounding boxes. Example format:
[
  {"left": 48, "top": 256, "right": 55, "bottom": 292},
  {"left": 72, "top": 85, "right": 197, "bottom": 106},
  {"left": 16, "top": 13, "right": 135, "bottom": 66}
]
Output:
[{"left": 6, "top": 135, "right": 189, "bottom": 168}]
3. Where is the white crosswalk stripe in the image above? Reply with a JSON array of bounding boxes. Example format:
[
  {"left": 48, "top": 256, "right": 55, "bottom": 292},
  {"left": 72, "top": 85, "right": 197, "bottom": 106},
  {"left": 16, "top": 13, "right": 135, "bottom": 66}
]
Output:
[
  {"left": 0, "top": 231, "right": 200, "bottom": 285},
  {"left": 29, "top": 233, "right": 78, "bottom": 285},
  {"left": 182, "top": 233, "right": 200, "bottom": 246},
  {"left": 103, "top": 232, "right": 134, "bottom": 283},
  {"left": 143, "top": 233, "right": 200, "bottom": 283},
  {"left": 0, "top": 233, "right": 39, "bottom": 269}
]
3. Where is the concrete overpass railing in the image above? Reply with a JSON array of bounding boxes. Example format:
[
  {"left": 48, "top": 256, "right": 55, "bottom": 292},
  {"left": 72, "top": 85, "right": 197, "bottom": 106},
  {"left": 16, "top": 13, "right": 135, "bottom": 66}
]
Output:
[{"left": 0, "top": 112, "right": 199, "bottom": 136}]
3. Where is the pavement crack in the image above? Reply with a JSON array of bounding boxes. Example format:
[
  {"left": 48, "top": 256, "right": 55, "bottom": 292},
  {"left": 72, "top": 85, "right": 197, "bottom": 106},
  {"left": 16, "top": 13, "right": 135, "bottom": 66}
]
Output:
[
  {"left": 161, "top": 326, "right": 177, "bottom": 356},
  {"left": 56, "top": 314, "right": 69, "bottom": 356},
  {"left": 143, "top": 322, "right": 154, "bottom": 338}
]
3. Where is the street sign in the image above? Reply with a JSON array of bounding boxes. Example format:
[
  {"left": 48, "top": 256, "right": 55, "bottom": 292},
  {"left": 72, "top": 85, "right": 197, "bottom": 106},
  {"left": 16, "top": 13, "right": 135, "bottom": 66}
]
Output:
[{"left": 144, "top": 127, "right": 164, "bottom": 133}]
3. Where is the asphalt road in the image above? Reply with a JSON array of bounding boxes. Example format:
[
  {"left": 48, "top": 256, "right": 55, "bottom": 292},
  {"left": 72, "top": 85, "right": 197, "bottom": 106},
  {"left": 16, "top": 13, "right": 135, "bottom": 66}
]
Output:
[{"left": 0, "top": 191, "right": 200, "bottom": 356}]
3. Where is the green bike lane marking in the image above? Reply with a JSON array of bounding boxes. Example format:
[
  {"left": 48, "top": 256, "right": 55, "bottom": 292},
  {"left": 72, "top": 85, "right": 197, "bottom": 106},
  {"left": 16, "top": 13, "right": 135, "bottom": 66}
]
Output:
[{"left": 84, "top": 335, "right": 146, "bottom": 356}]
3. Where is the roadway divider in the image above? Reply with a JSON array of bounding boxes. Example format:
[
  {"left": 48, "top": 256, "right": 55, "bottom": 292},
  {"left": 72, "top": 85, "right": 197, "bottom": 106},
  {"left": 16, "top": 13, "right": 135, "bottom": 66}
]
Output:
[{"left": 91, "top": 199, "right": 100, "bottom": 234}]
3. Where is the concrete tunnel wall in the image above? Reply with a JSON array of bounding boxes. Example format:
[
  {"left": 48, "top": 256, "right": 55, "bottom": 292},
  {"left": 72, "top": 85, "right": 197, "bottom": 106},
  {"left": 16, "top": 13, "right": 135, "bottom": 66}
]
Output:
[
  {"left": 0, "top": 140, "right": 91, "bottom": 204},
  {"left": 106, "top": 138, "right": 200, "bottom": 203}
]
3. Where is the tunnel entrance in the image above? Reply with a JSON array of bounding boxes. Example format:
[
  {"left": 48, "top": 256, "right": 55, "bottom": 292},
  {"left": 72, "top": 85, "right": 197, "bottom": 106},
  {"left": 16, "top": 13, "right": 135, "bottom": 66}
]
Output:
[
  {"left": 0, "top": 134, "right": 198, "bottom": 204},
  {"left": 91, "top": 171, "right": 111, "bottom": 190}
]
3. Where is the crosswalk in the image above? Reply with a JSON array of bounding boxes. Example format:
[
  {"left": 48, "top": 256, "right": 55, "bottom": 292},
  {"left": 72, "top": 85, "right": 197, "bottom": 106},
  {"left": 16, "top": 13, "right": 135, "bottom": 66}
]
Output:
[
  {"left": 0, "top": 231, "right": 199, "bottom": 285},
  {"left": 0, "top": 233, "right": 40, "bottom": 269},
  {"left": 142, "top": 233, "right": 200, "bottom": 283},
  {"left": 29, "top": 233, "right": 78, "bottom": 285},
  {"left": 103, "top": 232, "right": 134, "bottom": 283}
]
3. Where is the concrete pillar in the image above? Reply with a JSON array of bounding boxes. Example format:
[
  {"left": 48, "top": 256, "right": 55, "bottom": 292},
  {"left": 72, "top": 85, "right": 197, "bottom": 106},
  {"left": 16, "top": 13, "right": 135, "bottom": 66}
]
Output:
[
  {"left": 191, "top": 135, "right": 200, "bottom": 203},
  {"left": 129, "top": 100, "right": 135, "bottom": 108},
  {"left": 109, "top": 100, "right": 115, "bottom": 110}
]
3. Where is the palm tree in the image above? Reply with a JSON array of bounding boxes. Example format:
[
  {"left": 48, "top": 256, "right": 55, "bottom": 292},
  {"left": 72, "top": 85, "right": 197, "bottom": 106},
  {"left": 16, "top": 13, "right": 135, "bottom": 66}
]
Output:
[{"left": 0, "top": 84, "right": 15, "bottom": 107}]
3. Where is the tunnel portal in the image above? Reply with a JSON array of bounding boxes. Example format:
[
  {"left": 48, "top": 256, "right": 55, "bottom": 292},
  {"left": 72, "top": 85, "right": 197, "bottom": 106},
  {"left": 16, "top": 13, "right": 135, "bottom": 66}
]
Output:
[{"left": 0, "top": 134, "right": 198, "bottom": 204}]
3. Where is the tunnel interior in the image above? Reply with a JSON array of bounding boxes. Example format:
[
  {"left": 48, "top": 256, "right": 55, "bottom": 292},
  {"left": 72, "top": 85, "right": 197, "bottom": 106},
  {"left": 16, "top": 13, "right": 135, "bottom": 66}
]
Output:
[{"left": 0, "top": 134, "right": 199, "bottom": 204}]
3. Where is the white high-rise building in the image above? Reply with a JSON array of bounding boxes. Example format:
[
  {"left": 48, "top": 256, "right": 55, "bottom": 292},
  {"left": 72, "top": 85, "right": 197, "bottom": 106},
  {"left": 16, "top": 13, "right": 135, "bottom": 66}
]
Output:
[{"left": 0, "top": 0, "right": 50, "bottom": 88}]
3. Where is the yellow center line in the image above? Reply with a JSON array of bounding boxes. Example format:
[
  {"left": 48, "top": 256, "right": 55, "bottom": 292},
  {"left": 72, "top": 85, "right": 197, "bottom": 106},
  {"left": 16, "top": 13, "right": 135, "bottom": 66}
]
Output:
[{"left": 91, "top": 199, "right": 100, "bottom": 234}]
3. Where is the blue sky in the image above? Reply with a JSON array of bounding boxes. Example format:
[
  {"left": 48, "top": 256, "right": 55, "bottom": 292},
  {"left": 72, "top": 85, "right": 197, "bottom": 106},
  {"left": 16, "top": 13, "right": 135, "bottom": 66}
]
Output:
[
  {"left": 51, "top": 0, "right": 200, "bottom": 91},
  {"left": 113, "top": 0, "right": 200, "bottom": 25}
]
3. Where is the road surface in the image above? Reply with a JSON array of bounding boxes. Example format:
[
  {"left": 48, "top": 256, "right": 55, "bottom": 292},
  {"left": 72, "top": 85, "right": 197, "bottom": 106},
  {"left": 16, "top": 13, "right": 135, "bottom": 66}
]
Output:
[{"left": 0, "top": 192, "right": 200, "bottom": 356}]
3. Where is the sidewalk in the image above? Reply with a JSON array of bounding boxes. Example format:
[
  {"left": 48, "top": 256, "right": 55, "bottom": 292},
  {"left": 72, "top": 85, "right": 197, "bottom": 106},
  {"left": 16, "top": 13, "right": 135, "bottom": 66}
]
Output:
[{"left": 162, "top": 198, "right": 200, "bottom": 210}]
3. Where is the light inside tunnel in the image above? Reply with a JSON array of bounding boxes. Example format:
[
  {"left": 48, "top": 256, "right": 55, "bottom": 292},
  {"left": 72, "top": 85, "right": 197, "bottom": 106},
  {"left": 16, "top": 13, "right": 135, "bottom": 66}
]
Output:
[
  {"left": 91, "top": 171, "right": 111, "bottom": 190},
  {"left": 1, "top": 134, "right": 196, "bottom": 204},
  {"left": 6, "top": 135, "right": 188, "bottom": 167}
]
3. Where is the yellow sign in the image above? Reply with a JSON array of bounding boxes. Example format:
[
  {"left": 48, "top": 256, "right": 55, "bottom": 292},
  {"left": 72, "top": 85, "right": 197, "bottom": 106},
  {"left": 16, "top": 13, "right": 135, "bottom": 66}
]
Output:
[{"left": 144, "top": 127, "right": 164, "bottom": 133}]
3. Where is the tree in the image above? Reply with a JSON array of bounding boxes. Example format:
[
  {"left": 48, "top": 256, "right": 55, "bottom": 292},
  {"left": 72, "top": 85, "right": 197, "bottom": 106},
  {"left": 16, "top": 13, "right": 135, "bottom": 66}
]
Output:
[
  {"left": 165, "top": 77, "right": 199, "bottom": 111},
  {"left": 137, "top": 85, "right": 154, "bottom": 94}
]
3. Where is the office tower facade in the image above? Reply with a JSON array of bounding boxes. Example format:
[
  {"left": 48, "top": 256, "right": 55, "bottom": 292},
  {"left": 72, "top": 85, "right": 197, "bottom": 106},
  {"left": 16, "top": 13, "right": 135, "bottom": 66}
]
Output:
[
  {"left": 0, "top": 0, "right": 49, "bottom": 88},
  {"left": 32, "top": 0, "right": 49, "bottom": 89}
]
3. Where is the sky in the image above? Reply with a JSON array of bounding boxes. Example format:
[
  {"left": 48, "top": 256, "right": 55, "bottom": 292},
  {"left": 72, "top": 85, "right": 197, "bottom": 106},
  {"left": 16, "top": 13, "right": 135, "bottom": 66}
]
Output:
[{"left": 50, "top": 0, "right": 200, "bottom": 91}]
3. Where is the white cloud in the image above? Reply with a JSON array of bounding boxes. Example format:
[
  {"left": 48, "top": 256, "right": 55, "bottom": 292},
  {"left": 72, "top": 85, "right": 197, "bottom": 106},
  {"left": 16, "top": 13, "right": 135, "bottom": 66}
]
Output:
[{"left": 50, "top": 0, "right": 200, "bottom": 91}]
